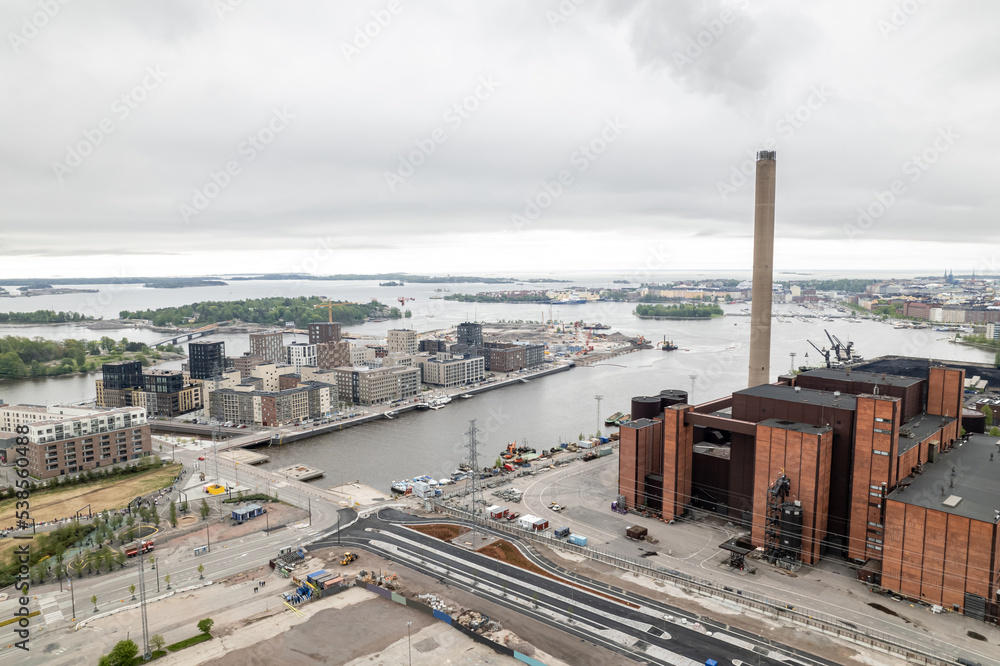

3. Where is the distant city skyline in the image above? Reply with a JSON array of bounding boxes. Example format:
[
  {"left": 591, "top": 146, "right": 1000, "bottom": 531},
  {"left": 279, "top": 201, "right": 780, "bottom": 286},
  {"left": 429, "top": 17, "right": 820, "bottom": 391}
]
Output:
[{"left": 3, "top": 1, "right": 998, "bottom": 278}]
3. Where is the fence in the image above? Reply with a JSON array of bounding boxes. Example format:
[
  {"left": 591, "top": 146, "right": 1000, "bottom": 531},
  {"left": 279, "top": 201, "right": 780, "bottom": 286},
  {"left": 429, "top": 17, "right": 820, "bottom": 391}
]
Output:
[
  {"left": 432, "top": 502, "right": 956, "bottom": 666},
  {"left": 358, "top": 581, "right": 545, "bottom": 665}
]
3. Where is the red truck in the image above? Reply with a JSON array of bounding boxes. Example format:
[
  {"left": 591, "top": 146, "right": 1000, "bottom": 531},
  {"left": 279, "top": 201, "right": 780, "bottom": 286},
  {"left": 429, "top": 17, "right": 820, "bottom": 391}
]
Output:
[{"left": 126, "top": 541, "right": 155, "bottom": 558}]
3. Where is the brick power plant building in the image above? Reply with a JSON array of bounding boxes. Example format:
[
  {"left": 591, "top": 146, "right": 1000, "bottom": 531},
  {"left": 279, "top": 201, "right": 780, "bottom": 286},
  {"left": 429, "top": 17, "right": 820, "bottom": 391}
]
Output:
[{"left": 617, "top": 364, "right": 1000, "bottom": 620}]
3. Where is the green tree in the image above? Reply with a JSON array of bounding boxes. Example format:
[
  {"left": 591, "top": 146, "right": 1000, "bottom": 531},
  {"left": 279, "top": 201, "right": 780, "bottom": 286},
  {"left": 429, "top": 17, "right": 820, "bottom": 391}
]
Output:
[
  {"left": 200, "top": 499, "right": 210, "bottom": 520},
  {"left": 169, "top": 500, "right": 178, "bottom": 527},
  {"left": 181, "top": 500, "right": 189, "bottom": 514},
  {"left": 164, "top": 574, "right": 171, "bottom": 589},
  {"left": 129, "top": 583, "right": 136, "bottom": 600},
  {"left": 150, "top": 634, "right": 165, "bottom": 652},
  {"left": 114, "top": 550, "right": 126, "bottom": 569},
  {"left": 197, "top": 617, "right": 214, "bottom": 635},
  {"left": 990, "top": 426, "right": 1000, "bottom": 437},
  {"left": 198, "top": 563, "right": 205, "bottom": 579},
  {"left": 91, "top": 594, "right": 98, "bottom": 611},
  {"left": 983, "top": 405, "right": 994, "bottom": 427},
  {"left": 100, "top": 639, "right": 138, "bottom": 666}
]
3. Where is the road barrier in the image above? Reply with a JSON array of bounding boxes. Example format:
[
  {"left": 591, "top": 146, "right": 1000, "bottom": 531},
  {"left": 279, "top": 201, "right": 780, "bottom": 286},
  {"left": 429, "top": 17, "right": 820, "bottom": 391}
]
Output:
[{"left": 432, "top": 502, "right": 956, "bottom": 666}]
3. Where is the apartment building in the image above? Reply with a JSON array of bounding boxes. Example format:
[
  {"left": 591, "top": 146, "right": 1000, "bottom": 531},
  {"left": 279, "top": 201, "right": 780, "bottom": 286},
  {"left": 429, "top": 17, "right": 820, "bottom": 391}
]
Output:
[
  {"left": 189, "top": 340, "right": 227, "bottom": 380},
  {"left": 317, "top": 340, "right": 352, "bottom": 370},
  {"left": 285, "top": 342, "right": 317, "bottom": 371},
  {"left": 418, "top": 353, "right": 485, "bottom": 387},
  {"left": 0, "top": 403, "right": 151, "bottom": 480},
  {"left": 388, "top": 329, "right": 418, "bottom": 355},
  {"left": 208, "top": 380, "right": 336, "bottom": 427},
  {"left": 249, "top": 330, "right": 284, "bottom": 364},
  {"left": 308, "top": 322, "right": 341, "bottom": 344},
  {"left": 333, "top": 366, "right": 420, "bottom": 406}
]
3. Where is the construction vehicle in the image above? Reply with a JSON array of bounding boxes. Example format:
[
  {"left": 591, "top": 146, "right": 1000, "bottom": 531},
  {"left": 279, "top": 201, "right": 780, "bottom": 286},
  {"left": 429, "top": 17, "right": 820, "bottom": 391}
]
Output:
[{"left": 340, "top": 551, "right": 358, "bottom": 565}]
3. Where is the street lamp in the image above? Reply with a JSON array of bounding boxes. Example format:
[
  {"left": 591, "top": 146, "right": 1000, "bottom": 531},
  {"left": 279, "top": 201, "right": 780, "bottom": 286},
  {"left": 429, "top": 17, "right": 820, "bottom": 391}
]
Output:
[
  {"left": 67, "top": 570, "right": 76, "bottom": 620},
  {"left": 406, "top": 621, "right": 412, "bottom": 665}
]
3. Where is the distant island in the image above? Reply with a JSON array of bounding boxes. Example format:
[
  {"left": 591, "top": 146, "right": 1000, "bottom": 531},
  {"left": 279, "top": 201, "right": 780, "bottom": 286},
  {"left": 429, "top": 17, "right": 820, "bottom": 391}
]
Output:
[
  {"left": 0, "top": 335, "right": 182, "bottom": 379},
  {"left": 634, "top": 303, "right": 724, "bottom": 319},
  {"left": 0, "top": 310, "right": 95, "bottom": 324},
  {"left": 119, "top": 296, "right": 400, "bottom": 327},
  {"left": 0, "top": 274, "right": 569, "bottom": 287},
  {"left": 143, "top": 278, "right": 227, "bottom": 289},
  {"left": 445, "top": 292, "right": 550, "bottom": 303},
  {"left": 379, "top": 281, "right": 404, "bottom": 287}
]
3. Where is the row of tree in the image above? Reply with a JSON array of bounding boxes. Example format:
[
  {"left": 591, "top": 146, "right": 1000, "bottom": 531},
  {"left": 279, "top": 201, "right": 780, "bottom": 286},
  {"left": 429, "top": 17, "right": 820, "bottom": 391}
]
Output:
[
  {"left": 0, "top": 335, "right": 174, "bottom": 378},
  {"left": 634, "top": 303, "right": 724, "bottom": 318},
  {"left": 0, "top": 309, "right": 94, "bottom": 323},
  {"left": 119, "top": 296, "right": 400, "bottom": 327}
]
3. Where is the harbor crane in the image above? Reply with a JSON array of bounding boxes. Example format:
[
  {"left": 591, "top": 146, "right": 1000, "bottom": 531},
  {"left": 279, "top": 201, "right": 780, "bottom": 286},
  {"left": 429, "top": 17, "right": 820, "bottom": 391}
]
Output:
[
  {"left": 314, "top": 299, "right": 362, "bottom": 323},
  {"left": 806, "top": 339, "right": 832, "bottom": 368}
]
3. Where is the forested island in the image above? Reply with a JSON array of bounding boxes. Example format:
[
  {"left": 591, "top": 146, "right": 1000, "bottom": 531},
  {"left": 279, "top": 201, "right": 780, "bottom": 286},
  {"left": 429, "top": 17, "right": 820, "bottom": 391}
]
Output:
[
  {"left": 0, "top": 336, "right": 183, "bottom": 378},
  {"left": 444, "top": 292, "right": 549, "bottom": 303},
  {"left": 0, "top": 310, "right": 94, "bottom": 324},
  {"left": 634, "top": 303, "right": 724, "bottom": 319},
  {"left": 143, "top": 278, "right": 227, "bottom": 289},
  {"left": 119, "top": 296, "right": 400, "bottom": 327}
]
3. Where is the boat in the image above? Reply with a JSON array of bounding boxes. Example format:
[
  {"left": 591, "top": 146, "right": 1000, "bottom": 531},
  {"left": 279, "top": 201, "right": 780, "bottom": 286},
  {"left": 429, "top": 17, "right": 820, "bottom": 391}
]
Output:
[
  {"left": 604, "top": 411, "right": 624, "bottom": 426},
  {"left": 428, "top": 404, "right": 444, "bottom": 410},
  {"left": 390, "top": 480, "right": 411, "bottom": 494},
  {"left": 615, "top": 413, "right": 631, "bottom": 424},
  {"left": 459, "top": 394, "right": 473, "bottom": 399},
  {"left": 384, "top": 410, "right": 398, "bottom": 418},
  {"left": 660, "top": 339, "right": 678, "bottom": 351},
  {"left": 414, "top": 402, "right": 431, "bottom": 410}
]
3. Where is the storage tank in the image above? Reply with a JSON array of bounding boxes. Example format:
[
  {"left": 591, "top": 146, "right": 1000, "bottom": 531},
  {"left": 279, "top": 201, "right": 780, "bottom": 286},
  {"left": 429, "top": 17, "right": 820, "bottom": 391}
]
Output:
[
  {"left": 631, "top": 396, "right": 662, "bottom": 420},
  {"left": 658, "top": 389, "right": 688, "bottom": 410},
  {"left": 780, "top": 501, "right": 804, "bottom": 555}
]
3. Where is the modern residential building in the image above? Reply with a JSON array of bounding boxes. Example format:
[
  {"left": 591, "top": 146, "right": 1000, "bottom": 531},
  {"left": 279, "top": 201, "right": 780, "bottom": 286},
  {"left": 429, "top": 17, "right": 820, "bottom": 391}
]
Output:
[
  {"left": 247, "top": 363, "right": 298, "bottom": 392},
  {"left": 388, "top": 329, "right": 418, "bottom": 355},
  {"left": 419, "top": 339, "right": 448, "bottom": 353},
  {"left": 0, "top": 403, "right": 151, "bottom": 480},
  {"left": 317, "top": 340, "right": 352, "bottom": 370},
  {"left": 308, "top": 322, "right": 341, "bottom": 344},
  {"left": 987, "top": 322, "right": 999, "bottom": 340},
  {"left": 456, "top": 322, "right": 483, "bottom": 348},
  {"left": 97, "top": 366, "right": 203, "bottom": 417},
  {"left": 333, "top": 366, "right": 420, "bottom": 406},
  {"left": 249, "top": 330, "right": 285, "bottom": 364},
  {"left": 233, "top": 352, "right": 264, "bottom": 379},
  {"left": 418, "top": 353, "right": 485, "bottom": 387},
  {"left": 101, "top": 360, "right": 143, "bottom": 391},
  {"left": 208, "top": 380, "right": 336, "bottom": 427},
  {"left": 285, "top": 342, "right": 317, "bottom": 371},
  {"left": 350, "top": 345, "right": 376, "bottom": 367},
  {"left": 483, "top": 342, "right": 527, "bottom": 373},
  {"left": 189, "top": 340, "right": 226, "bottom": 380}
]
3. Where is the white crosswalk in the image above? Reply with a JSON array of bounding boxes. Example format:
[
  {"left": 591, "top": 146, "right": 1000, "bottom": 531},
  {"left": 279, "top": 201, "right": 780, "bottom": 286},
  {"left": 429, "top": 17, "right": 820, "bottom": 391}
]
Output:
[{"left": 39, "top": 596, "right": 65, "bottom": 625}]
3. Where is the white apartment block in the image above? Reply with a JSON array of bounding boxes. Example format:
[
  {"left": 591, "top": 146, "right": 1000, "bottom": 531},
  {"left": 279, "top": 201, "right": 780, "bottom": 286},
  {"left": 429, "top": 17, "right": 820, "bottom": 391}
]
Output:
[
  {"left": 285, "top": 342, "right": 317, "bottom": 371},
  {"left": 418, "top": 353, "right": 485, "bottom": 388},
  {"left": 333, "top": 366, "right": 420, "bottom": 406},
  {"left": 350, "top": 344, "right": 376, "bottom": 366}
]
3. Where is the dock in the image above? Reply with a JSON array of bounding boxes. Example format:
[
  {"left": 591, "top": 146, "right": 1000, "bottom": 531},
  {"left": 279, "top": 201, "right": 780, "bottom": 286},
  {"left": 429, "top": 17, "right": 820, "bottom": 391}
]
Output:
[{"left": 277, "top": 464, "right": 325, "bottom": 481}]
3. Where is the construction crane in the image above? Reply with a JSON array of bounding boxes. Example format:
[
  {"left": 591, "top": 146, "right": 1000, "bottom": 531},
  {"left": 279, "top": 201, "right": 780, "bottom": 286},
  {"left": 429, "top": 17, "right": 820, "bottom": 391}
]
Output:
[
  {"left": 397, "top": 296, "right": 415, "bottom": 309},
  {"left": 314, "top": 299, "right": 362, "bottom": 323},
  {"left": 806, "top": 339, "right": 832, "bottom": 368},
  {"left": 824, "top": 329, "right": 856, "bottom": 363}
]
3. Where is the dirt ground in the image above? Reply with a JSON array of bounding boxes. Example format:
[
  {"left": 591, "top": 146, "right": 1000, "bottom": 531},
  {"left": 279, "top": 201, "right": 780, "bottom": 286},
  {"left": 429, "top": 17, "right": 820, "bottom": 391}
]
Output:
[
  {"left": 0, "top": 464, "right": 182, "bottom": 526},
  {"left": 407, "top": 522, "right": 468, "bottom": 541}
]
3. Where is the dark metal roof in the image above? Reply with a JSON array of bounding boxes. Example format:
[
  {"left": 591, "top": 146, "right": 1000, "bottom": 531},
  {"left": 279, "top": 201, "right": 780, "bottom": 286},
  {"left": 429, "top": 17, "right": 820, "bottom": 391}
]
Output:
[
  {"left": 798, "top": 367, "right": 923, "bottom": 388},
  {"left": 897, "top": 414, "right": 954, "bottom": 456},
  {"left": 735, "top": 384, "right": 858, "bottom": 410},
  {"left": 887, "top": 434, "right": 1000, "bottom": 523},
  {"left": 757, "top": 418, "right": 832, "bottom": 436}
]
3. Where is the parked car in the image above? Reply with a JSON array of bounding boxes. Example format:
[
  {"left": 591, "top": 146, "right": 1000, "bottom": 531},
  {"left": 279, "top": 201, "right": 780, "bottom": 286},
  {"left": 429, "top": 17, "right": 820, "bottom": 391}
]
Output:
[{"left": 198, "top": 456, "right": 205, "bottom": 461}]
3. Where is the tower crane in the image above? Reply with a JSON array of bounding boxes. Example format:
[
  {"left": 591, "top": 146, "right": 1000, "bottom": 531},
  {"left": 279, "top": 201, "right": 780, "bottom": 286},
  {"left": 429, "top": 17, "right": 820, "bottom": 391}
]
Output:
[
  {"left": 314, "top": 299, "right": 362, "bottom": 323},
  {"left": 397, "top": 296, "right": 415, "bottom": 309}
]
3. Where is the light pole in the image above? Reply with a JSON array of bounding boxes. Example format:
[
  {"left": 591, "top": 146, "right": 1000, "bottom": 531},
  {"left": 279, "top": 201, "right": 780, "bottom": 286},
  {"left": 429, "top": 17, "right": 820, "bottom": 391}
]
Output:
[
  {"left": 594, "top": 394, "right": 604, "bottom": 435},
  {"left": 67, "top": 571, "right": 76, "bottom": 621},
  {"left": 406, "top": 621, "right": 412, "bottom": 665}
]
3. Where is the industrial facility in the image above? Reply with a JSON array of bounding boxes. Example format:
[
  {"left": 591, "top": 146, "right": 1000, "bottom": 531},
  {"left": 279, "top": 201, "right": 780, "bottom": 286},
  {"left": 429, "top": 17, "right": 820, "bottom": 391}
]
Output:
[{"left": 618, "top": 148, "right": 1000, "bottom": 623}]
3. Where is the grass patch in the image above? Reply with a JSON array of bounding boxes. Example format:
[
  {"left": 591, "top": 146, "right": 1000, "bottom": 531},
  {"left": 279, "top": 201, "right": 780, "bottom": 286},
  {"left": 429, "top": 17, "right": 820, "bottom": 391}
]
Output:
[
  {"left": 0, "top": 611, "right": 39, "bottom": 627},
  {"left": 166, "top": 633, "right": 212, "bottom": 651},
  {"left": 407, "top": 523, "right": 469, "bottom": 541},
  {"left": 0, "top": 464, "right": 182, "bottom": 526},
  {"left": 127, "top": 649, "right": 167, "bottom": 664}
]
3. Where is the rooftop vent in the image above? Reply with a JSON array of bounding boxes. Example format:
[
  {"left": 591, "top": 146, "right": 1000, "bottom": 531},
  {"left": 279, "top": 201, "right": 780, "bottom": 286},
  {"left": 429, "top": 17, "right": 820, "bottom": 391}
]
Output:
[{"left": 794, "top": 386, "right": 801, "bottom": 392}]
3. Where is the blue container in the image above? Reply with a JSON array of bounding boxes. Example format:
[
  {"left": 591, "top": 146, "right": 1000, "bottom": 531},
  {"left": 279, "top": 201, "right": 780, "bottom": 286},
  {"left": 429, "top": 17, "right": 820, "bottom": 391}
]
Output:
[{"left": 568, "top": 534, "right": 588, "bottom": 546}]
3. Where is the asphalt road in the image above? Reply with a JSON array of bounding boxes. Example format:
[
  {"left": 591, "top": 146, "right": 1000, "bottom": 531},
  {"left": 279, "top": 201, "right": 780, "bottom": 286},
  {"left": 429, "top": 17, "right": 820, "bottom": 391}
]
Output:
[{"left": 313, "top": 509, "right": 836, "bottom": 666}]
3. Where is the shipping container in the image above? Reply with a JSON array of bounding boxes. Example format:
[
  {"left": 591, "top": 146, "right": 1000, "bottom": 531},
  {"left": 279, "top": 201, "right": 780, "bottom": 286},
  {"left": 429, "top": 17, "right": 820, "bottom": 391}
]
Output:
[
  {"left": 597, "top": 445, "right": 613, "bottom": 457},
  {"left": 554, "top": 526, "right": 570, "bottom": 538},
  {"left": 568, "top": 534, "right": 588, "bottom": 547}
]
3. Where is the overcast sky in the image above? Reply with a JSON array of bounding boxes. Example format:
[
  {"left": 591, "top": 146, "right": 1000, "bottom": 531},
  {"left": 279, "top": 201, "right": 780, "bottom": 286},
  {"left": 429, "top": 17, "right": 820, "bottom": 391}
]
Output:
[{"left": 2, "top": 0, "right": 998, "bottom": 279}]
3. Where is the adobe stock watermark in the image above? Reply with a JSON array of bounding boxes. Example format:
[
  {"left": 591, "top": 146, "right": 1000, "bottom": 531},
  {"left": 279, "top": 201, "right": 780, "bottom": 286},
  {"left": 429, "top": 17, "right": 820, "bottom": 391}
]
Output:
[
  {"left": 383, "top": 75, "right": 501, "bottom": 192},
  {"left": 178, "top": 107, "right": 295, "bottom": 223},
  {"left": 545, "top": 0, "right": 587, "bottom": 28},
  {"left": 844, "top": 126, "right": 958, "bottom": 242},
  {"left": 511, "top": 117, "right": 626, "bottom": 231},
  {"left": 877, "top": 0, "right": 929, "bottom": 41},
  {"left": 672, "top": 0, "right": 750, "bottom": 71},
  {"left": 51, "top": 66, "right": 168, "bottom": 182},
  {"left": 340, "top": 0, "right": 404, "bottom": 63},
  {"left": 8, "top": 0, "right": 73, "bottom": 54},
  {"left": 716, "top": 84, "right": 832, "bottom": 201}
]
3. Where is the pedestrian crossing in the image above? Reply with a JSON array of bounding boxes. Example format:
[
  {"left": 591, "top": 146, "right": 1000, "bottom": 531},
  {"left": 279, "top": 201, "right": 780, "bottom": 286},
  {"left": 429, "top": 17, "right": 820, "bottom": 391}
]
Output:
[{"left": 39, "top": 596, "right": 64, "bottom": 625}]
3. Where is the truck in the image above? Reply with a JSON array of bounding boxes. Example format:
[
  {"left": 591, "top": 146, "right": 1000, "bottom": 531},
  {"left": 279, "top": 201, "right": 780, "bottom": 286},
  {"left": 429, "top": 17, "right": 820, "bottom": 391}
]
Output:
[
  {"left": 626, "top": 525, "right": 648, "bottom": 540},
  {"left": 126, "top": 541, "right": 155, "bottom": 557}
]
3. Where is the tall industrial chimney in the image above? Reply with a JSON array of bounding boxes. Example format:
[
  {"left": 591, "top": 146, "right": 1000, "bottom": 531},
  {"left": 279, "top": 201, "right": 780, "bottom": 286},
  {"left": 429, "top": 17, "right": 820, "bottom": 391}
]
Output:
[{"left": 748, "top": 150, "right": 776, "bottom": 387}]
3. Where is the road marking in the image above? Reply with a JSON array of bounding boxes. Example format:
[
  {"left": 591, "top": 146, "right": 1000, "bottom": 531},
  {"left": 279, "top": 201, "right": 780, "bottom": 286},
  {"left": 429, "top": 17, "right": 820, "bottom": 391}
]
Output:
[{"left": 40, "top": 596, "right": 64, "bottom": 625}]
